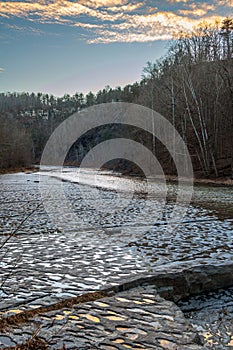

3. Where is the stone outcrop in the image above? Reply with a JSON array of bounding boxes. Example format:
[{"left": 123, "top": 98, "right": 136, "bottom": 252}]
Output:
[
  {"left": 107, "top": 262, "right": 233, "bottom": 302},
  {"left": 0, "top": 286, "right": 203, "bottom": 349}
]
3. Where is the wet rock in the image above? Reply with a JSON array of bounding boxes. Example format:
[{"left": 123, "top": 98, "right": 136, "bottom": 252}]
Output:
[
  {"left": 1, "top": 171, "right": 233, "bottom": 349},
  {"left": 0, "top": 335, "right": 16, "bottom": 347},
  {"left": 179, "top": 286, "right": 233, "bottom": 349},
  {"left": 1, "top": 286, "right": 203, "bottom": 349}
]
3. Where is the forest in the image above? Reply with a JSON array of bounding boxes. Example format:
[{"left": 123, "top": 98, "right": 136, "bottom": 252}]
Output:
[{"left": 0, "top": 17, "right": 232, "bottom": 178}]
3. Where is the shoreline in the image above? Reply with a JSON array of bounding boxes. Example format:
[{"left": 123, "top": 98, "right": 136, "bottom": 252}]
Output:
[
  {"left": 166, "top": 174, "right": 233, "bottom": 187},
  {"left": 0, "top": 166, "right": 39, "bottom": 175},
  {"left": 1, "top": 165, "right": 233, "bottom": 186}
]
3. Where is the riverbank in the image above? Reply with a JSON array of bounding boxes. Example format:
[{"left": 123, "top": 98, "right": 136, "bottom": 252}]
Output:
[
  {"left": 0, "top": 166, "right": 38, "bottom": 175},
  {"left": 1, "top": 165, "right": 233, "bottom": 187},
  {"left": 166, "top": 174, "right": 233, "bottom": 187}
]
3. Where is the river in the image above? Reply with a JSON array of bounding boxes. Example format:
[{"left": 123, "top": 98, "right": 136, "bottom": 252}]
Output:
[{"left": 0, "top": 168, "right": 233, "bottom": 348}]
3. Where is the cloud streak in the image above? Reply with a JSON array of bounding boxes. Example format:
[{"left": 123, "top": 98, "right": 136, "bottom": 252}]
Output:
[
  {"left": 88, "top": 13, "right": 225, "bottom": 43},
  {"left": 0, "top": 0, "right": 230, "bottom": 43}
]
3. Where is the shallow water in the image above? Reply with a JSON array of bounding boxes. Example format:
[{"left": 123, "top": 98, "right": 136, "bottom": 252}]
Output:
[
  {"left": 0, "top": 169, "right": 233, "bottom": 320},
  {"left": 178, "top": 287, "right": 233, "bottom": 349}
]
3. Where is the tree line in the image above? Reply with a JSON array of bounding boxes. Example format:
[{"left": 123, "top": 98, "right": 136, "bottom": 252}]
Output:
[{"left": 0, "top": 17, "right": 232, "bottom": 178}]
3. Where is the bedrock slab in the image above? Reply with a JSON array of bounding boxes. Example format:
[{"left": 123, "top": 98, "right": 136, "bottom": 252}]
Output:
[
  {"left": 0, "top": 286, "right": 203, "bottom": 349},
  {"left": 112, "top": 262, "right": 233, "bottom": 302}
]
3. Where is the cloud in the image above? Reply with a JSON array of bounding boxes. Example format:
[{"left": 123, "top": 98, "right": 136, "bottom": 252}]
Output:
[
  {"left": 217, "top": 0, "right": 233, "bottom": 6},
  {"left": 79, "top": 0, "right": 128, "bottom": 7},
  {"left": 166, "top": 0, "right": 189, "bottom": 3},
  {"left": 0, "top": 68, "right": 5, "bottom": 73},
  {"left": 0, "top": 0, "right": 140, "bottom": 31},
  {"left": 5, "top": 23, "right": 45, "bottom": 34},
  {"left": 88, "top": 12, "right": 225, "bottom": 43},
  {"left": 0, "top": 0, "right": 229, "bottom": 43},
  {"left": 107, "top": 3, "right": 144, "bottom": 13},
  {"left": 0, "top": 1, "right": 86, "bottom": 20},
  {"left": 88, "top": 29, "right": 172, "bottom": 43},
  {"left": 74, "top": 22, "right": 103, "bottom": 29},
  {"left": 0, "top": 0, "right": 139, "bottom": 21},
  {"left": 178, "top": 3, "right": 216, "bottom": 16}
]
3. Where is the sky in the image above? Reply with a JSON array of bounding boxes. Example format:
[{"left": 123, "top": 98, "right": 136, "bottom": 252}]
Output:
[{"left": 0, "top": 0, "right": 232, "bottom": 96}]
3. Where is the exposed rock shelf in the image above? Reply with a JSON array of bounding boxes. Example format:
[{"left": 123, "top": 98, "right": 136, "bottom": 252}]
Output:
[
  {"left": 1, "top": 264, "right": 233, "bottom": 348},
  {"left": 0, "top": 285, "right": 203, "bottom": 350}
]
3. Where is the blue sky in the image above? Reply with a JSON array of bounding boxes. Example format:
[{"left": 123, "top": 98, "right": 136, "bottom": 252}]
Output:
[{"left": 0, "top": 0, "right": 232, "bottom": 95}]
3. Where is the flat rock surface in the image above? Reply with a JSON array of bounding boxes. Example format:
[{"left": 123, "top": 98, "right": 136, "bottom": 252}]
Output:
[
  {"left": 1, "top": 171, "right": 233, "bottom": 349},
  {"left": 0, "top": 286, "right": 203, "bottom": 349},
  {"left": 1, "top": 172, "right": 233, "bottom": 311}
]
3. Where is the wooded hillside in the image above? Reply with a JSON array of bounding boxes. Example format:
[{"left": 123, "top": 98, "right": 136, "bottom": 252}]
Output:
[{"left": 0, "top": 18, "right": 232, "bottom": 178}]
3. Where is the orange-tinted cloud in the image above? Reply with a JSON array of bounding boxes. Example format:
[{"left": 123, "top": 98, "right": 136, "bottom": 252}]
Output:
[
  {"left": 79, "top": 0, "right": 128, "bottom": 7},
  {"left": 0, "top": 1, "right": 131, "bottom": 21},
  {"left": 88, "top": 13, "right": 225, "bottom": 43},
  {"left": 166, "top": 0, "right": 189, "bottom": 3},
  {"left": 217, "top": 0, "right": 233, "bottom": 6},
  {"left": 178, "top": 3, "right": 216, "bottom": 16},
  {"left": 0, "top": 0, "right": 229, "bottom": 43}
]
